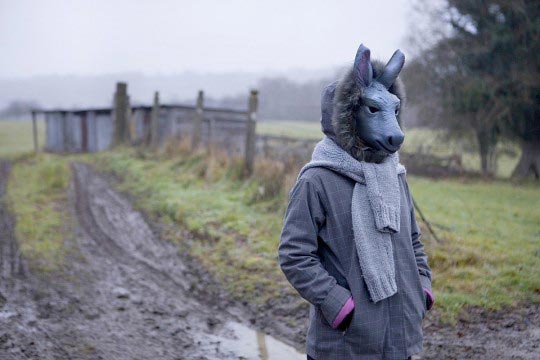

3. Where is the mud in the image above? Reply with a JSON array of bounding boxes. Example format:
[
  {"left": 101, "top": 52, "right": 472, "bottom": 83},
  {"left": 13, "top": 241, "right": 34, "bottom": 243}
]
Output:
[
  {"left": 0, "top": 161, "right": 303, "bottom": 360},
  {"left": 0, "top": 159, "right": 538, "bottom": 359},
  {"left": 420, "top": 306, "right": 540, "bottom": 359}
]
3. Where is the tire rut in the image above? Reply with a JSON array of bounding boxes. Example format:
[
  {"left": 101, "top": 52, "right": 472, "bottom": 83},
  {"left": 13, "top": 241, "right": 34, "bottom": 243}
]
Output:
[
  {"left": 69, "top": 162, "right": 237, "bottom": 359},
  {"left": 0, "top": 160, "right": 24, "bottom": 288},
  {"left": 69, "top": 162, "right": 304, "bottom": 359},
  {"left": 72, "top": 163, "right": 190, "bottom": 294}
]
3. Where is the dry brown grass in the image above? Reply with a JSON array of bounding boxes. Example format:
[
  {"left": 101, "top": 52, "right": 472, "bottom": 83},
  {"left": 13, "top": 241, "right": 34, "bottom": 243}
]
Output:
[
  {"left": 163, "top": 136, "right": 193, "bottom": 157},
  {"left": 156, "top": 137, "right": 303, "bottom": 202},
  {"left": 204, "top": 148, "right": 233, "bottom": 182},
  {"left": 251, "top": 157, "right": 286, "bottom": 201}
]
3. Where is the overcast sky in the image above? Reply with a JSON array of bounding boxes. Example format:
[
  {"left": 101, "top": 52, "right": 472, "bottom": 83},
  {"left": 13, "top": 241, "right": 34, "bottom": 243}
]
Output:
[{"left": 0, "top": 0, "right": 417, "bottom": 78}]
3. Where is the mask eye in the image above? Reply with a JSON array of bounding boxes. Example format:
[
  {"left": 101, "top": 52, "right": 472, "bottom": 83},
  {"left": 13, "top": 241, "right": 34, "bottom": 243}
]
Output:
[
  {"left": 367, "top": 106, "right": 379, "bottom": 114},
  {"left": 395, "top": 108, "right": 400, "bottom": 116}
]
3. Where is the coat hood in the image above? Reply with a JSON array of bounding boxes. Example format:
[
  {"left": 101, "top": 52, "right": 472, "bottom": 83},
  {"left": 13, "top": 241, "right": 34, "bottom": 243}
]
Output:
[
  {"left": 320, "top": 81, "right": 340, "bottom": 143},
  {"left": 320, "top": 60, "right": 406, "bottom": 162}
]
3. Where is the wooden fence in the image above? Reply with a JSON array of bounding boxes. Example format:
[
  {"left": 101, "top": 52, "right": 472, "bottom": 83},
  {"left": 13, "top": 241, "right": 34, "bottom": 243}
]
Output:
[
  {"left": 32, "top": 82, "right": 466, "bottom": 178},
  {"left": 33, "top": 82, "right": 259, "bottom": 174}
]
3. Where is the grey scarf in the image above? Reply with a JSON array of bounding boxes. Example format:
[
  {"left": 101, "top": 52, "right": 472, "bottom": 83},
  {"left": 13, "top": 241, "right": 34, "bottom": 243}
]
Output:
[{"left": 299, "top": 136, "right": 406, "bottom": 303}]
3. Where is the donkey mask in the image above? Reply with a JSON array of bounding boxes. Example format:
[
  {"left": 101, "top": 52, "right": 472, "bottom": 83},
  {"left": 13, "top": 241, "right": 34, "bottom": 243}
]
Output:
[{"left": 333, "top": 44, "right": 406, "bottom": 163}]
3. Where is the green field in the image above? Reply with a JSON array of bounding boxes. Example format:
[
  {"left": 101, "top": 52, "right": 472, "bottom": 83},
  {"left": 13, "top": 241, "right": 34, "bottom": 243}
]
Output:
[
  {"left": 1, "top": 120, "right": 538, "bottom": 322},
  {"left": 409, "top": 176, "right": 540, "bottom": 318},
  {"left": 257, "top": 120, "right": 323, "bottom": 140},
  {"left": 0, "top": 119, "right": 44, "bottom": 158},
  {"left": 258, "top": 121, "right": 520, "bottom": 178}
]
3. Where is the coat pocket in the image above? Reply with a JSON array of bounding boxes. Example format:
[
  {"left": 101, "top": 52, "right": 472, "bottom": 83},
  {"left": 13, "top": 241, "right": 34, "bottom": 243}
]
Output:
[
  {"left": 342, "top": 301, "right": 386, "bottom": 354},
  {"left": 420, "top": 290, "right": 427, "bottom": 319},
  {"left": 415, "top": 273, "right": 427, "bottom": 320}
]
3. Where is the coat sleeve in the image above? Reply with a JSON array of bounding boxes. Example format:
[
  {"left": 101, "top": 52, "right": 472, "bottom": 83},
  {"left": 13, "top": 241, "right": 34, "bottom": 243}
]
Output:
[
  {"left": 403, "top": 178, "right": 435, "bottom": 310},
  {"left": 278, "top": 178, "right": 353, "bottom": 327}
]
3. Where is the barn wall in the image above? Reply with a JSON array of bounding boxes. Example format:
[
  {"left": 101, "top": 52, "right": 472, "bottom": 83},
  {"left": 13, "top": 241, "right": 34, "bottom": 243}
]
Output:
[
  {"left": 45, "top": 113, "right": 63, "bottom": 152},
  {"left": 95, "top": 114, "right": 113, "bottom": 151},
  {"left": 66, "top": 113, "right": 82, "bottom": 152},
  {"left": 130, "top": 109, "right": 150, "bottom": 144},
  {"left": 42, "top": 104, "right": 250, "bottom": 155},
  {"left": 87, "top": 112, "right": 98, "bottom": 152}
]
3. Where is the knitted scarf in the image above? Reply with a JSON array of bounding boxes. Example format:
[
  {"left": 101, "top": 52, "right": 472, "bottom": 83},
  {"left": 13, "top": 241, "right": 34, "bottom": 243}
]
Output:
[{"left": 299, "top": 136, "right": 406, "bottom": 303}]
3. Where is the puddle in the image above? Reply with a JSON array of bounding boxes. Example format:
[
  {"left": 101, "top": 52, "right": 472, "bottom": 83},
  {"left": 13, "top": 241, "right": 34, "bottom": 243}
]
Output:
[
  {"left": 201, "top": 321, "right": 305, "bottom": 360},
  {"left": 0, "top": 308, "right": 18, "bottom": 320}
]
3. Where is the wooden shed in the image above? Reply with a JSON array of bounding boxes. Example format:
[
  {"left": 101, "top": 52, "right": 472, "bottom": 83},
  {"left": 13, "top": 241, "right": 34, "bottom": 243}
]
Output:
[{"left": 42, "top": 109, "right": 114, "bottom": 153}]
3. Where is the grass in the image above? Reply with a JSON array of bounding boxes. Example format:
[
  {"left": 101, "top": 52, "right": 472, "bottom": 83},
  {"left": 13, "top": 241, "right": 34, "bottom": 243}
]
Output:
[
  {"left": 90, "top": 147, "right": 540, "bottom": 322},
  {"left": 409, "top": 177, "right": 540, "bottom": 320},
  {"left": 0, "top": 119, "right": 45, "bottom": 158},
  {"left": 258, "top": 120, "right": 323, "bottom": 140},
  {"left": 402, "top": 128, "right": 520, "bottom": 179},
  {"left": 5, "top": 154, "right": 72, "bottom": 272}
]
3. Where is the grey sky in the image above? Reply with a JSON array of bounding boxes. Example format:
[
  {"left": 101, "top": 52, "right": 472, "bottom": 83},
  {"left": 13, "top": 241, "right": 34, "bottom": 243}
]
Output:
[{"left": 0, "top": 0, "right": 415, "bottom": 78}]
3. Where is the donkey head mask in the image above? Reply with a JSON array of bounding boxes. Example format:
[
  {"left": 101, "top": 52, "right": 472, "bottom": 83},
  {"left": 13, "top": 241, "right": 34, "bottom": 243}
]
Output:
[{"left": 333, "top": 44, "right": 406, "bottom": 163}]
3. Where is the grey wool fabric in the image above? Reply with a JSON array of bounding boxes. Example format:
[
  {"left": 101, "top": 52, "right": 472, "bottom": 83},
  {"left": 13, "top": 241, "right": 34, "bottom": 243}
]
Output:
[
  {"left": 299, "top": 136, "right": 406, "bottom": 303},
  {"left": 278, "top": 79, "right": 433, "bottom": 359}
]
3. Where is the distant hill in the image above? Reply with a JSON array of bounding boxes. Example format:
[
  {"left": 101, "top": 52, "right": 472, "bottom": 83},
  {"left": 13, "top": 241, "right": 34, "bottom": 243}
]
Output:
[
  {"left": 0, "top": 68, "right": 337, "bottom": 110},
  {"left": 0, "top": 66, "right": 423, "bottom": 125}
]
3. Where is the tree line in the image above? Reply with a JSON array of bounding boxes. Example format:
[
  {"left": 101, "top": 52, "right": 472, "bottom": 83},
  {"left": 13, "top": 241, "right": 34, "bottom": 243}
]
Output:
[
  {"left": 404, "top": 0, "right": 540, "bottom": 179},
  {"left": 219, "top": 1, "right": 539, "bottom": 179}
]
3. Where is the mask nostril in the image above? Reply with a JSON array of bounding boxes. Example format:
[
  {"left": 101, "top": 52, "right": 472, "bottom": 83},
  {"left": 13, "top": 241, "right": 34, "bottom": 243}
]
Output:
[{"left": 387, "top": 134, "right": 404, "bottom": 149}]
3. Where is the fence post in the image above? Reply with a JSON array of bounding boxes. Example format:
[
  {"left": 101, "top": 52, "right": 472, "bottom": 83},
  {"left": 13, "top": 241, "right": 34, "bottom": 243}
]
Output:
[
  {"left": 150, "top": 91, "right": 160, "bottom": 147},
  {"left": 192, "top": 90, "right": 204, "bottom": 151},
  {"left": 207, "top": 117, "right": 215, "bottom": 155},
  {"left": 32, "top": 111, "right": 38, "bottom": 153},
  {"left": 244, "top": 89, "right": 258, "bottom": 176},
  {"left": 113, "top": 82, "right": 130, "bottom": 145},
  {"left": 262, "top": 136, "right": 269, "bottom": 157}
]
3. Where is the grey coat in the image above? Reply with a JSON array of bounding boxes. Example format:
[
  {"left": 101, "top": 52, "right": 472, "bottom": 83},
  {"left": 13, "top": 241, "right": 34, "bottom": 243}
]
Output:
[{"left": 278, "top": 81, "right": 432, "bottom": 359}]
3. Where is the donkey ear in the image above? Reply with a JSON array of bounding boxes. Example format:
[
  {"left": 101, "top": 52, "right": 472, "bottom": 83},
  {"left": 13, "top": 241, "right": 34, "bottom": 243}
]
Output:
[
  {"left": 378, "top": 49, "right": 405, "bottom": 89},
  {"left": 353, "top": 44, "right": 373, "bottom": 88}
]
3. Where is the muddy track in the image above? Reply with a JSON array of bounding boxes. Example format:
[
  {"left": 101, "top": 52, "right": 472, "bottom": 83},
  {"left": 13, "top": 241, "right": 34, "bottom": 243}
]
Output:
[
  {"left": 0, "top": 162, "right": 303, "bottom": 360},
  {"left": 420, "top": 305, "right": 540, "bottom": 359},
  {"left": 0, "top": 160, "right": 23, "bottom": 288},
  {"left": 69, "top": 162, "right": 227, "bottom": 359}
]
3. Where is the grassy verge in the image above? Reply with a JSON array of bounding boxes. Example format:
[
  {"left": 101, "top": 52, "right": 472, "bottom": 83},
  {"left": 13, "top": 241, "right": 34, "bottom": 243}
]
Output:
[
  {"left": 6, "top": 154, "right": 71, "bottom": 272},
  {"left": 90, "top": 147, "right": 540, "bottom": 322}
]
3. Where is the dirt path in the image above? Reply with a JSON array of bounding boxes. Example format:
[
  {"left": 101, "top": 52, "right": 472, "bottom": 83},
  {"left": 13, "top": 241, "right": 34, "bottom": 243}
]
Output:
[
  {"left": 420, "top": 305, "right": 540, "bottom": 359},
  {"left": 0, "top": 162, "right": 303, "bottom": 360}
]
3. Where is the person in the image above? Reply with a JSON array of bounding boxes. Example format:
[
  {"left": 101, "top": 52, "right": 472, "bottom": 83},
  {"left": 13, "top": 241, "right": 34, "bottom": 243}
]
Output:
[{"left": 278, "top": 44, "right": 434, "bottom": 360}]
